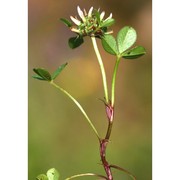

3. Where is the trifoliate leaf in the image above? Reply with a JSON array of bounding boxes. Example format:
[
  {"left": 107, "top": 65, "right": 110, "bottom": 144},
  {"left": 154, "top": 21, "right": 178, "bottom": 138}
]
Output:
[
  {"left": 68, "top": 36, "right": 84, "bottom": 49},
  {"left": 60, "top": 18, "right": 72, "bottom": 27},
  {"left": 122, "top": 46, "right": 146, "bottom": 59},
  {"left": 52, "top": 63, "right": 68, "bottom": 80},
  {"left": 36, "top": 174, "right": 48, "bottom": 180},
  {"left": 33, "top": 68, "right": 52, "bottom": 81},
  {"left": 47, "top": 168, "right": 60, "bottom": 180},
  {"left": 117, "top": 26, "right": 137, "bottom": 54},
  {"left": 101, "top": 35, "right": 118, "bottom": 55}
]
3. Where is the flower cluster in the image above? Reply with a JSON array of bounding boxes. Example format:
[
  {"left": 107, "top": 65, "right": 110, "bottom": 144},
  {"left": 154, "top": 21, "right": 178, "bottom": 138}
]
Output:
[{"left": 65, "top": 6, "right": 115, "bottom": 38}]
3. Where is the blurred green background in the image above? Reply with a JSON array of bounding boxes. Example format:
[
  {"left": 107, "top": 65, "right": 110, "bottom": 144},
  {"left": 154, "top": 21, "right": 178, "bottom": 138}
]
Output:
[{"left": 29, "top": 0, "right": 151, "bottom": 179}]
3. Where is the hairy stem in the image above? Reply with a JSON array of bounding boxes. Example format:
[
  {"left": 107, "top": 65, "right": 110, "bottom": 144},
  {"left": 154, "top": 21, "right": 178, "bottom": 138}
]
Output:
[
  {"left": 91, "top": 36, "right": 109, "bottom": 103},
  {"left": 91, "top": 37, "right": 117, "bottom": 179},
  {"left": 50, "top": 81, "right": 100, "bottom": 140},
  {"left": 100, "top": 56, "right": 121, "bottom": 179},
  {"left": 100, "top": 107, "right": 114, "bottom": 180},
  {"left": 100, "top": 139, "right": 113, "bottom": 180}
]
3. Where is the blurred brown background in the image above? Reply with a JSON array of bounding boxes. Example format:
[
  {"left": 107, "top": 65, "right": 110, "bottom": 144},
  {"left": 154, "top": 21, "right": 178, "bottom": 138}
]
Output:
[{"left": 29, "top": 0, "right": 152, "bottom": 179}]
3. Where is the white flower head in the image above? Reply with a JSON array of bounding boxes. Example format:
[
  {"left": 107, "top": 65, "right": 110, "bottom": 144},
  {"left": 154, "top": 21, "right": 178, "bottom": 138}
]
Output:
[{"left": 67, "top": 6, "right": 114, "bottom": 37}]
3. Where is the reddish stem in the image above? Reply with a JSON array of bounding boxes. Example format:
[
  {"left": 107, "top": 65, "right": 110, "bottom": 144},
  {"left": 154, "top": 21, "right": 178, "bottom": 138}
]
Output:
[
  {"left": 99, "top": 102, "right": 114, "bottom": 180},
  {"left": 100, "top": 139, "right": 113, "bottom": 180}
]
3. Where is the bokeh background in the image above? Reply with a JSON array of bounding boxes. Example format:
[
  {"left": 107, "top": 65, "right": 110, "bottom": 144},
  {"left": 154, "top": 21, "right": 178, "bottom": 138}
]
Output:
[{"left": 29, "top": 0, "right": 151, "bottom": 179}]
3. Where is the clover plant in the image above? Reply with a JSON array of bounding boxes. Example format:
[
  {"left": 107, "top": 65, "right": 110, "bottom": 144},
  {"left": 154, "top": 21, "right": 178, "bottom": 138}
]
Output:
[{"left": 33, "top": 6, "right": 146, "bottom": 180}]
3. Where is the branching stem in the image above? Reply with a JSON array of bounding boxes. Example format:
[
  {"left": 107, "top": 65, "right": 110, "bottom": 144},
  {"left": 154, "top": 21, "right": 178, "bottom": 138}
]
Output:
[
  {"left": 50, "top": 81, "right": 100, "bottom": 140},
  {"left": 91, "top": 37, "right": 114, "bottom": 180}
]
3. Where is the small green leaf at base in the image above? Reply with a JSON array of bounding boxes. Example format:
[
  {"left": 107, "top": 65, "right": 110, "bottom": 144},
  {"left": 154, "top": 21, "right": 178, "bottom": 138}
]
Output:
[
  {"left": 52, "top": 63, "right": 68, "bottom": 80},
  {"left": 101, "top": 35, "right": 118, "bottom": 55},
  {"left": 36, "top": 168, "right": 60, "bottom": 180},
  {"left": 33, "top": 68, "right": 52, "bottom": 81},
  {"left": 47, "top": 168, "right": 60, "bottom": 180},
  {"left": 36, "top": 174, "right": 48, "bottom": 180},
  {"left": 68, "top": 36, "right": 84, "bottom": 49},
  {"left": 122, "top": 46, "right": 146, "bottom": 59},
  {"left": 60, "top": 18, "right": 72, "bottom": 27}
]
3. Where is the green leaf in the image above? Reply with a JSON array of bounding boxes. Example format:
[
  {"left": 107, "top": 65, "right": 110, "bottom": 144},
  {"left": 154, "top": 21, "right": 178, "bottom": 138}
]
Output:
[
  {"left": 68, "top": 36, "right": 84, "bottom": 49},
  {"left": 47, "top": 168, "right": 60, "bottom": 180},
  {"left": 122, "top": 46, "right": 146, "bottom": 59},
  {"left": 32, "top": 74, "right": 46, "bottom": 81},
  {"left": 94, "top": 10, "right": 100, "bottom": 23},
  {"left": 117, "top": 26, "right": 137, "bottom": 54},
  {"left": 60, "top": 18, "right": 72, "bottom": 27},
  {"left": 101, "top": 35, "right": 118, "bottom": 55},
  {"left": 33, "top": 68, "right": 52, "bottom": 81},
  {"left": 101, "top": 27, "right": 108, "bottom": 33},
  {"left": 36, "top": 174, "right": 48, "bottom": 180},
  {"left": 52, "top": 63, "right": 68, "bottom": 80},
  {"left": 101, "top": 19, "right": 115, "bottom": 27}
]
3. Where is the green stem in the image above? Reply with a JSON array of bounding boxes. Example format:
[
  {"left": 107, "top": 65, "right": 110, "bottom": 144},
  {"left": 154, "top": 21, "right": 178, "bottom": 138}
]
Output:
[
  {"left": 50, "top": 81, "right": 100, "bottom": 140},
  {"left": 65, "top": 173, "right": 107, "bottom": 180},
  {"left": 111, "top": 56, "right": 121, "bottom": 107},
  {"left": 91, "top": 36, "right": 109, "bottom": 103}
]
